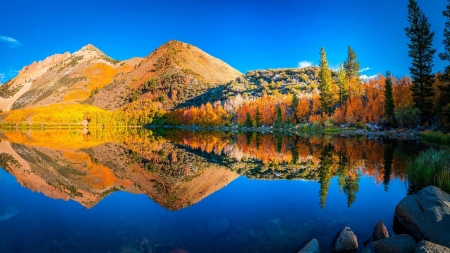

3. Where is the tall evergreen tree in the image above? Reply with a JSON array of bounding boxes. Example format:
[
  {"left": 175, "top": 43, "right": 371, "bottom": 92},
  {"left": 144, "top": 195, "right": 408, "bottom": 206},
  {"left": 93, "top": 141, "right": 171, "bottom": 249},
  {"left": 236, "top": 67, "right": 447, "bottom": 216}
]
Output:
[
  {"left": 337, "top": 63, "right": 349, "bottom": 105},
  {"left": 405, "top": 0, "right": 436, "bottom": 123},
  {"left": 275, "top": 106, "right": 283, "bottom": 128},
  {"left": 344, "top": 46, "right": 360, "bottom": 80},
  {"left": 438, "top": 0, "right": 450, "bottom": 131},
  {"left": 319, "top": 48, "right": 334, "bottom": 116},
  {"left": 291, "top": 93, "right": 299, "bottom": 123},
  {"left": 384, "top": 71, "right": 395, "bottom": 124},
  {"left": 245, "top": 112, "right": 252, "bottom": 127}
]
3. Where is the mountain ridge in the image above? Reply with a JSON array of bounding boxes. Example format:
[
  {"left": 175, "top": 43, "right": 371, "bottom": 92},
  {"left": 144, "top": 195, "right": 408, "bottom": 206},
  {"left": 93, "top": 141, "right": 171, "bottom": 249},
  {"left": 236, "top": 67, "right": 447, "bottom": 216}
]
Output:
[{"left": 0, "top": 40, "right": 242, "bottom": 113}]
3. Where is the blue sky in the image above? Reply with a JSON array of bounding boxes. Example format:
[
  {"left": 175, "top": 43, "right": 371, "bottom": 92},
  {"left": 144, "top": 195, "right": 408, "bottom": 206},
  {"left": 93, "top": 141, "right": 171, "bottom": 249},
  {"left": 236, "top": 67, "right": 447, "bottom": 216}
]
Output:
[{"left": 0, "top": 0, "right": 447, "bottom": 83}]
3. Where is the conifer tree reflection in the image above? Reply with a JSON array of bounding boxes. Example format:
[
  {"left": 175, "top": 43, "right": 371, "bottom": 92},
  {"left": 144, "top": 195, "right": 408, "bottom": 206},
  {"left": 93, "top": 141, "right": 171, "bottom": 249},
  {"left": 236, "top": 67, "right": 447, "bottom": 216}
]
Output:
[
  {"left": 318, "top": 143, "right": 333, "bottom": 209},
  {"left": 382, "top": 140, "right": 396, "bottom": 192}
]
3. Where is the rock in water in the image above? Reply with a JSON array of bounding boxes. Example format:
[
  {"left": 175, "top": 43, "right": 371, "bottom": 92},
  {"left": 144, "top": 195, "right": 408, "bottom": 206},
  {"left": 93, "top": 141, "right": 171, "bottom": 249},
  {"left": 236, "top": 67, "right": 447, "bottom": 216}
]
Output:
[
  {"left": 372, "top": 234, "right": 415, "bottom": 253},
  {"left": 333, "top": 227, "right": 358, "bottom": 253},
  {"left": 207, "top": 218, "right": 230, "bottom": 235},
  {"left": 298, "top": 238, "right": 320, "bottom": 253},
  {"left": 394, "top": 186, "right": 450, "bottom": 247},
  {"left": 361, "top": 247, "right": 373, "bottom": 253},
  {"left": 415, "top": 240, "right": 450, "bottom": 253},
  {"left": 372, "top": 220, "right": 389, "bottom": 242},
  {"left": 140, "top": 237, "right": 149, "bottom": 246}
]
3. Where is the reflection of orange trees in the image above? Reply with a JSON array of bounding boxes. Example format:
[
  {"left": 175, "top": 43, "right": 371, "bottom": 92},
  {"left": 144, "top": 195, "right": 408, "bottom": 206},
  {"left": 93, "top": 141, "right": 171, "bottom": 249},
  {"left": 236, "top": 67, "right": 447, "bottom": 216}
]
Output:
[
  {"left": 1, "top": 127, "right": 154, "bottom": 151},
  {"left": 164, "top": 131, "right": 409, "bottom": 186}
]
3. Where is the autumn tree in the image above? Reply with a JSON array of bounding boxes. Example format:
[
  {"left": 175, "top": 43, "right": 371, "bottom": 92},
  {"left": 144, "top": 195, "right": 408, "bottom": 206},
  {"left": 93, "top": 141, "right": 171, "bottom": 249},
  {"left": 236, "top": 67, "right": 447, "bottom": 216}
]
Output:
[
  {"left": 344, "top": 46, "right": 360, "bottom": 80},
  {"left": 438, "top": 0, "right": 450, "bottom": 131},
  {"left": 405, "top": 0, "right": 436, "bottom": 123},
  {"left": 319, "top": 48, "right": 334, "bottom": 116},
  {"left": 384, "top": 71, "right": 395, "bottom": 124}
]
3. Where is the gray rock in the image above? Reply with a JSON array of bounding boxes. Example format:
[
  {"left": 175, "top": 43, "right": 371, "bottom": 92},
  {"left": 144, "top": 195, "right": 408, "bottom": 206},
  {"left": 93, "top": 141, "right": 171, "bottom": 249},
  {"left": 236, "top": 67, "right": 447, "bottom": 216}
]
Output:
[
  {"left": 298, "top": 238, "right": 320, "bottom": 253},
  {"left": 394, "top": 186, "right": 450, "bottom": 247},
  {"left": 207, "top": 218, "right": 230, "bottom": 234},
  {"left": 333, "top": 227, "right": 358, "bottom": 253},
  {"left": 372, "top": 220, "right": 389, "bottom": 242},
  {"left": 415, "top": 240, "right": 450, "bottom": 253},
  {"left": 372, "top": 234, "right": 415, "bottom": 253}
]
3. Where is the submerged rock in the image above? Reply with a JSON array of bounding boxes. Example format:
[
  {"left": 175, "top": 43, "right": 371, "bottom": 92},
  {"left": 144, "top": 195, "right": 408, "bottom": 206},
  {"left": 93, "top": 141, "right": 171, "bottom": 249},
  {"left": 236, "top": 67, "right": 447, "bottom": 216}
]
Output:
[
  {"left": 333, "top": 227, "right": 358, "bottom": 253},
  {"left": 298, "top": 238, "right": 320, "bottom": 253},
  {"left": 394, "top": 186, "right": 450, "bottom": 247},
  {"left": 415, "top": 240, "right": 450, "bottom": 253},
  {"left": 207, "top": 218, "right": 230, "bottom": 234},
  {"left": 372, "top": 234, "right": 415, "bottom": 253},
  {"left": 372, "top": 220, "right": 389, "bottom": 242},
  {"left": 361, "top": 247, "right": 373, "bottom": 253}
]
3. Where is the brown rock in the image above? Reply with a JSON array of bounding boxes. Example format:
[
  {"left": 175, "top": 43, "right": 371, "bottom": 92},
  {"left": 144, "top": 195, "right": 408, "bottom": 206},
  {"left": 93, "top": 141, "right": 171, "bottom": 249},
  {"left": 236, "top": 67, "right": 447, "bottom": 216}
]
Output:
[
  {"left": 333, "top": 227, "right": 358, "bottom": 253},
  {"left": 372, "top": 234, "right": 415, "bottom": 253},
  {"left": 415, "top": 240, "right": 450, "bottom": 253},
  {"left": 372, "top": 220, "right": 389, "bottom": 242}
]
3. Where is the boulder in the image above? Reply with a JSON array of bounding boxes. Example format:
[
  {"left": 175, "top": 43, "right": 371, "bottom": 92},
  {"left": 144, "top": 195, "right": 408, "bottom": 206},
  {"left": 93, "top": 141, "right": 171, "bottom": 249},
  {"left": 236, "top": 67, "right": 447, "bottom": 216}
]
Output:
[
  {"left": 415, "top": 240, "right": 450, "bottom": 253},
  {"left": 372, "top": 220, "right": 389, "bottom": 242},
  {"left": 394, "top": 186, "right": 450, "bottom": 247},
  {"left": 207, "top": 218, "right": 230, "bottom": 235},
  {"left": 372, "top": 234, "right": 415, "bottom": 253},
  {"left": 333, "top": 227, "right": 358, "bottom": 253},
  {"left": 298, "top": 238, "right": 320, "bottom": 253}
]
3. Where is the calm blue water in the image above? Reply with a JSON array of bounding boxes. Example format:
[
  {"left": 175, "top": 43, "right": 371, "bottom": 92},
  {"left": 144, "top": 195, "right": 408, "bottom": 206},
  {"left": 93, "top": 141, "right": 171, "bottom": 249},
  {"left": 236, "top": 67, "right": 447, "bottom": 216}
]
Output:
[{"left": 0, "top": 130, "right": 416, "bottom": 253}]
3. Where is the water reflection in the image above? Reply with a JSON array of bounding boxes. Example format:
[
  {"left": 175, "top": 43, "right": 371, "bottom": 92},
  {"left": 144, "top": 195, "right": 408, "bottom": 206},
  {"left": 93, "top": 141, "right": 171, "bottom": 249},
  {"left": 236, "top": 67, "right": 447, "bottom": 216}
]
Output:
[
  {"left": 0, "top": 128, "right": 425, "bottom": 252},
  {"left": 0, "top": 128, "right": 421, "bottom": 210}
]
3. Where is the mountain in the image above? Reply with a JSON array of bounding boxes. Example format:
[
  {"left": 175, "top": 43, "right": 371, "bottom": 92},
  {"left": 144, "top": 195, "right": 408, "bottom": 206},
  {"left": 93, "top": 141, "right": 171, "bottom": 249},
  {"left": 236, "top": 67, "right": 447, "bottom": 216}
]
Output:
[
  {"left": 0, "top": 40, "right": 241, "bottom": 113},
  {"left": 1, "top": 45, "right": 140, "bottom": 111},
  {"left": 87, "top": 40, "right": 242, "bottom": 110},
  {"left": 0, "top": 52, "right": 70, "bottom": 111}
]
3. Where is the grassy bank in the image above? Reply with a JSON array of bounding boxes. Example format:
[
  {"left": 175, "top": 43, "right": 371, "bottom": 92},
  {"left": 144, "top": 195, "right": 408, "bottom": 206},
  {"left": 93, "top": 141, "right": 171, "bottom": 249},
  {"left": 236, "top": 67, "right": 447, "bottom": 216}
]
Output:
[
  {"left": 419, "top": 131, "right": 450, "bottom": 145},
  {"left": 407, "top": 149, "right": 450, "bottom": 193}
]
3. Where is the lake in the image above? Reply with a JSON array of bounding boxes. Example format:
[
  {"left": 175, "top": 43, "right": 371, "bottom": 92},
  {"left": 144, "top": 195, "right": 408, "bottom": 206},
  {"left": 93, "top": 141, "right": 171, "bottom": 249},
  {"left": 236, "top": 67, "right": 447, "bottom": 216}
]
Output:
[{"left": 0, "top": 128, "right": 423, "bottom": 253}]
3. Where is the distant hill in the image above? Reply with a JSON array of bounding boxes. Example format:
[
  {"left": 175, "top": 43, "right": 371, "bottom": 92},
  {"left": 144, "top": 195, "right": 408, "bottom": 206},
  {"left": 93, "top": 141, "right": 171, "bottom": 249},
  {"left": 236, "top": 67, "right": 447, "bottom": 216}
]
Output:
[{"left": 178, "top": 66, "right": 322, "bottom": 110}]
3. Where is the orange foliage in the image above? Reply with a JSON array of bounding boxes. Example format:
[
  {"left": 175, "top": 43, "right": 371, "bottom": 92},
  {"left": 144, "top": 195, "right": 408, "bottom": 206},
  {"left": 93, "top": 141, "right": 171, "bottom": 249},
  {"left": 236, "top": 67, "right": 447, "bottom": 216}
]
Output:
[
  {"left": 344, "top": 97, "right": 364, "bottom": 125},
  {"left": 363, "top": 77, "right": 385, "bottom": 124},
  {"left": 392, "top": 76, "right": 413, "bottom": 108},
  {"left": 295, "top": 98, "right": 310, "bottom": 123}
]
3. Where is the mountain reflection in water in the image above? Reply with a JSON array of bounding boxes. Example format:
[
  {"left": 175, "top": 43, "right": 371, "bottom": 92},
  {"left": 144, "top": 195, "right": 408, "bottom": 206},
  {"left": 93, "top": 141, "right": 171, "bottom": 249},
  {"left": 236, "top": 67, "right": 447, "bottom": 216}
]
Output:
[{"left": 0, "top": 128, "right": 422, "bottom": 252}]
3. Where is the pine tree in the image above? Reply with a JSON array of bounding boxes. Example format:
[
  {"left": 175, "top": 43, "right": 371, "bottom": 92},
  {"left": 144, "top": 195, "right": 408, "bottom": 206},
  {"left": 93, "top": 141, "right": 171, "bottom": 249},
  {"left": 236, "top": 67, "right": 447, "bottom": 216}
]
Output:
[
  {"left": 275, "top": 106, "right": 283, "bottom": 128},
  {"left": 438, "top": 0, "right": 450, "bottom": 131},
  {"left": 319, "top": 48, "right": 334, "bottom": 116},
  {"left": 245, "top": 112, "right": 252, "bottom": 127},
  {"left": 344, "top": 46, "right": 360, "bottom": 80},
  {"left": 255, "top": 107, "right": 261, "bottom": 127},
  {"left": 337, "top": 63, "right": 349, "bottom": 105},
  {"left": 291, "top": 93, "right": 299, "bottom": 124},
  {"left": 384, "top": 71, "right": 395, "bottom": 124},
  {"left": 405, "top": 0, "right": 436, "bottom": 123}
]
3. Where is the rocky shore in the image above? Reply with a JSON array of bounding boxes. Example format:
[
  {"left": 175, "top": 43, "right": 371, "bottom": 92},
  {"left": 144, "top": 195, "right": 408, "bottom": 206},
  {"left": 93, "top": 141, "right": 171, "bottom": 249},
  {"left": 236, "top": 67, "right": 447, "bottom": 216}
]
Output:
[{"left": 297, "top": 186, "right": 450, "bottom": 253}]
